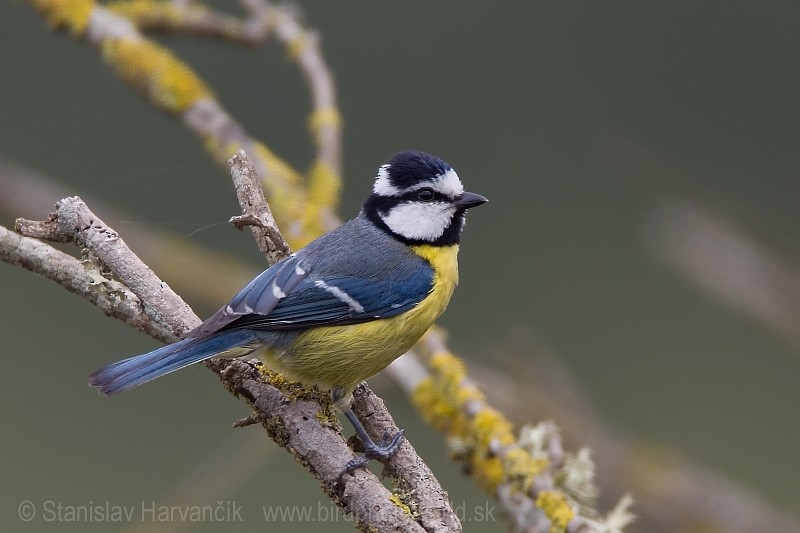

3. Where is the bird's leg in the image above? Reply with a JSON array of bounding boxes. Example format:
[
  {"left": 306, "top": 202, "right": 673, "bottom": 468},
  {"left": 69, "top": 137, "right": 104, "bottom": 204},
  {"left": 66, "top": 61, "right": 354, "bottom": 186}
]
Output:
[{"left": 333, "top": 388, "right": 404, "bottom": 479}]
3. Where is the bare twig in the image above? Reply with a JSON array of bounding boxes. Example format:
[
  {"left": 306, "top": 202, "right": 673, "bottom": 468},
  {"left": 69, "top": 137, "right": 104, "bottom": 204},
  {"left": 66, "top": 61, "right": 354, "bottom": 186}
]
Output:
[
  {"left": 0, "top": 155, "right": 258, "bottom": 304},
  {"left": 0, "top": 225, "right": 160, "bottom": 337},
  {"left": 106, "top": 0, "right": 271, "bottom": 45},
  {"left": 232, "top": 413, "right": 262, "bottom": 428},
  {"left": 228, "top": 150, "right": 292, "bottom": 264},
  {"left": 15, "top": 196, "right": 198, "bottom": 341}
]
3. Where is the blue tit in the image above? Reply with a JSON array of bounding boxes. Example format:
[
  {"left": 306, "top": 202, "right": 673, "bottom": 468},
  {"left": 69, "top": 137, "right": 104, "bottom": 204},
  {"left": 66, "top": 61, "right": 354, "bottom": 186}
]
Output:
[{"left": 90, "top": 150, "right": 487, "bottom": 472}]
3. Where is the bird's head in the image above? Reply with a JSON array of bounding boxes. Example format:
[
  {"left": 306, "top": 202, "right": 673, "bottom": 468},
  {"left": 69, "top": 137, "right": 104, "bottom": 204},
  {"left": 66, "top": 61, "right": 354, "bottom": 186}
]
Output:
[{"left": 362, "top": 151, "right": 487, "bottom": 246}]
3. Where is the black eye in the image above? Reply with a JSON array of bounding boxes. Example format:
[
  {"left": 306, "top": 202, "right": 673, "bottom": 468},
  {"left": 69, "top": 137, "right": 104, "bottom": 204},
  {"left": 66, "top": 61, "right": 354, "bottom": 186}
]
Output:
[{"left": 417, "top": 188, "right": 435, "bottom": 202}]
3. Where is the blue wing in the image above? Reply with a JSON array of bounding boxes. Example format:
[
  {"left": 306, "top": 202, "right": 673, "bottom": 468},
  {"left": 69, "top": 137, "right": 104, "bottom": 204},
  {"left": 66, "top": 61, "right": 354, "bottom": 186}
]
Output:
[
  {"left": 198, "top": 253, "right": 434, "bottom": 333},
  {"left": 191, "top": 254, "right": 312, "bottom": 336},
  {"left": 227, "top": 274, "right": 433, "bottom": 330}
]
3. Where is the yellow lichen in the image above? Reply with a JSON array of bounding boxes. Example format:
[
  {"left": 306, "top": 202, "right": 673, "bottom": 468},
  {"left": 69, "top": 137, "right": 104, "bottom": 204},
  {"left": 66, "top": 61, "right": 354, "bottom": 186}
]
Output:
[
  {"left": 388, "top": 493, "right": 413, "bottom": 516},
  {"left": 306, "top": 160, "right": 340, "bottom": 211},
  {"left": 259, "top": 367, "right": 318, "bottom": 401},
  {"left": 107, "top": 0, "right": 244, "bottom": 40},
  {"left": 428, "top": 351, "right": 467, "bottom": 383},
  {"left": 411, "top": 377, "right": 459, "bottom": 433},
  {"left": 301, "top": 160, "right": 340, "bottom": 241},
  {"left": 309, "top": 107, "right": 342, "bottom": 139},
  {"left": 471, "top": 409, "right": 514, "bottom": 449},
  {"left": 30, "top": 0, "right": 95, "bottom": 36},
  {"left": 471, "top": 455, "right": 504, "bottom": 493},
  {"left": 314, "top": 409, "right": 339, "bottom": 429},
  {"left": 454, "top": 384, "right": 485, "bottom": 406},
  {"left": 101, "top": 38, "right": 212, "bottom": 113},
  {"left": 504, "top": 447, "right": 548, "bottom": 492},
  {"left": 285, "top": 33, "right": 309, "bottom": 60},
  {"left": 464, "top": 409, "right": 517, "bottom": 493},
  {"left": 535, "top": 490, "right": 574, "bottom": 533},
  {"left": 417, "top": 345, "right": 567, "bottom": 518}
]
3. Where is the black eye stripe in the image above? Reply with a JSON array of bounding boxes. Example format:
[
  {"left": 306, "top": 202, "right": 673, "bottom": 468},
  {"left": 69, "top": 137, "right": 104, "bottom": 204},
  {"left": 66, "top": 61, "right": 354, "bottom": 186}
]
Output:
[{"left": 397, "top": 189, "right": 449, "bottom": 203}]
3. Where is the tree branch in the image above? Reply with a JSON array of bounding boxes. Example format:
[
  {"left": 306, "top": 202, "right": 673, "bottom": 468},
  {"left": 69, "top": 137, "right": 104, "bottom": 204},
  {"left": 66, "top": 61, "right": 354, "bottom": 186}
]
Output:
[
  {"left": 351, "top": 383, "right": 460, "bottom": 532},
  {"left": 15, "top": 196, "right": 199, "bottom": 341},
  {"left": 207, "top": 358, "right": 428, "bottom": 533},
  {"left": 228, "top": 149, "right": 292, "bottom": 265},
  {"left": 0, "top": 225, "right": 158, "bottom": 337}
]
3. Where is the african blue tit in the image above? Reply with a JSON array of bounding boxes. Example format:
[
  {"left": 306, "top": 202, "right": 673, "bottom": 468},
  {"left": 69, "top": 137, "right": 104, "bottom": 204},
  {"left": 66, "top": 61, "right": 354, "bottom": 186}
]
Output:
[{"left": 90, "top": 150, "right": 487, "bottom": 471}]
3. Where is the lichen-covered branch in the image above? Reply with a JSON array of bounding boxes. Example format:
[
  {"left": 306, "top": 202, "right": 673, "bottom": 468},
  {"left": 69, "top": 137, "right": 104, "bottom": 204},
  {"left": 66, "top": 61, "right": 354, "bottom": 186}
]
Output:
[
  {"left": 208, "top": 358, "right": 430, "bottom": 533},
  {"left": 28, "top": 0, "right": 326, "bottom": 247},
  {"left": 395, "top": 330, "right": 633, "bottom": 533}
]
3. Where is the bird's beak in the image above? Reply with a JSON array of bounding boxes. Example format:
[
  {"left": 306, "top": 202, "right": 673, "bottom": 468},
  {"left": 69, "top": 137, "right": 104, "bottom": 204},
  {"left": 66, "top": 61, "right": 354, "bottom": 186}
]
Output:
[{"left": 456, "top": 191, "right": 489, "bottom": 209}]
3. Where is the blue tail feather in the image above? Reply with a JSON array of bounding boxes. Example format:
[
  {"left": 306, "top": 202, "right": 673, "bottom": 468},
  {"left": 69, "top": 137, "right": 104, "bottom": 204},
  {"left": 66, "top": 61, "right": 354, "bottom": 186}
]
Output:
[{"left": 89, "top": 330, "right": 259, "bottom": 395}]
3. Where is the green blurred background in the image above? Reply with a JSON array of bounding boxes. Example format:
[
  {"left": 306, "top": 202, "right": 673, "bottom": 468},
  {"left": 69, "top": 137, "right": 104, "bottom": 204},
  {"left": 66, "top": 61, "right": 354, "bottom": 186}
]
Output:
[{"left": 2, "top": 2, "right": 800, "bottom": 531}]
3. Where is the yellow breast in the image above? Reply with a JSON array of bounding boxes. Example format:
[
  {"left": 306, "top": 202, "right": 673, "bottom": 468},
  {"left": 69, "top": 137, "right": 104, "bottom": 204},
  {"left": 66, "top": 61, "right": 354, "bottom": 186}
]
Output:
[
  {"left": 405, "top": 243, "right": 460, "bottom": 327},
  {"left": 267, "top": 244, "right": 460, "bottom": 392}
]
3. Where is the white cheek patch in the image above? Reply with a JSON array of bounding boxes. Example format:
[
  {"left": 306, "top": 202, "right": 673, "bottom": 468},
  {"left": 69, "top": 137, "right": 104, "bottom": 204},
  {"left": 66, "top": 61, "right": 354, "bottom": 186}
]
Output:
[{"left": 380, "top": 202, "right": 456, "bottom": 241}]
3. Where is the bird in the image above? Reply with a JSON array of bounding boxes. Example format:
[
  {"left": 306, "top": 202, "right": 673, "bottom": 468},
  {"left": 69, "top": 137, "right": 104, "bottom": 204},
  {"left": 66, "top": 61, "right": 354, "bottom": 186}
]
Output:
[{"left": 90, "top": 150, "right": 487, "bottom": 473}]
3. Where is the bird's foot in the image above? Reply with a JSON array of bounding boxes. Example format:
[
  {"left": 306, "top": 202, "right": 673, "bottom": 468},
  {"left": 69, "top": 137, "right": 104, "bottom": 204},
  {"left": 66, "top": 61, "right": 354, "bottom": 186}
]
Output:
[
  {"left": 337, "top": 408, "right": 405, "bottom": 484},
  {"left": 343, "top": 429, "right": 404, "bottom": 473}
]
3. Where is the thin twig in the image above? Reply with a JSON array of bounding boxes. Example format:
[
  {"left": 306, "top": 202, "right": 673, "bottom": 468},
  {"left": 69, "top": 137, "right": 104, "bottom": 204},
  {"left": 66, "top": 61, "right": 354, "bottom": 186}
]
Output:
[
  {"left": 0, "top": 225, "right": 161, "bottom": 337},
  {"left": 106, "top": 0, "right": 270, "bottom": 45},
  {"left": 15, "top": 196, "right": 199, "bottom": 340},
  {"left": 228, "top": 150, "right": 292, "bottom": 264},
  {"left": 232, "top": 413, "right": 262, "bottom": 428}
]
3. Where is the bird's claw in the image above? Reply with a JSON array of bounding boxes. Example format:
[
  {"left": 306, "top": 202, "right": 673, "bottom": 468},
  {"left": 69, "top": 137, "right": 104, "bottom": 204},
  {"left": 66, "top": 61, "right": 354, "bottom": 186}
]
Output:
[{"left": 337, "top": 429, "right": 405, "bottom": 483}]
